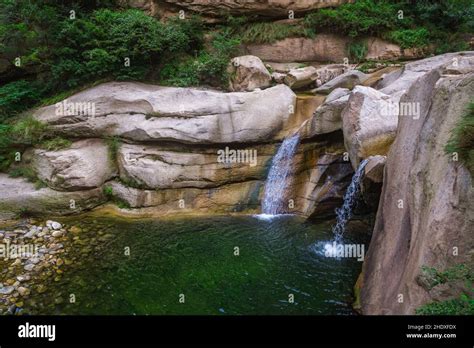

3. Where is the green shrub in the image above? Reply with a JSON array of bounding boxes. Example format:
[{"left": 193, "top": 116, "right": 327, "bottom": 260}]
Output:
[
  {"left": 40, "top": 137, "right": 72, "bottom": 151},
  {"left": 103, "top": 185, "right": 114, "bottom": 199},
  {"left": 416, "top": 264, "right": 474, "bottom": 315},
  {"left": 421, "top": 264, "right": 473, "bottom": 289},
  {"left": 304, "top": 0, "right": 403, "bottom": 38},
  {"left": 8, "top": 166, "right": 37, "bottom": 181},
  {"left": 0, "top": 80, "right": 43, "bottom": 122},
  {"left": 416, "top": 295, "right": 474, "bottom": 315},
  {"left": 386, "top": 28, "right": 430, "bottom": 49},
  {"left": 239, "top": 22, "right": 315, "bottom": 44},
  {"left": 445, "top": 102, "right": 474, "bottom": 177},
  {"left": 347, "top": 41, "right": 368, "bottom": 63},
  {"left": 11, "top": 116, "right": 49, "bottom": 145},
  {"left": 161, "top": 31, "right": 241, "bottom": 88}
]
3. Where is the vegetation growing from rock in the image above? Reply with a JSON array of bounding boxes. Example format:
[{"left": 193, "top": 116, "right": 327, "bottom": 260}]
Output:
[
  {"left": 416, "top": 264, "right": 474, "bottom": 315},
  {"left": 445, "top": 102, "right": 474, "bottom": 177}
]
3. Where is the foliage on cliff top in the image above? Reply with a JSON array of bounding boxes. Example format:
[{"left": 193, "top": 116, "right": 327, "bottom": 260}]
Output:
[
  {"left": 303, "top": 0, "right": 473, "bottom": 50},
  {"left": 445, "top": 102, "right": 474, "bottom": 177},
  {"left": 0, "top": 1, "right": 205, "bottom": 121}
]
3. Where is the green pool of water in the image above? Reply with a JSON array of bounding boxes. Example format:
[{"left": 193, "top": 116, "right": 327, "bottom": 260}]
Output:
[{"left": 30, "top": 215, "right": 366, "bottom": 315}]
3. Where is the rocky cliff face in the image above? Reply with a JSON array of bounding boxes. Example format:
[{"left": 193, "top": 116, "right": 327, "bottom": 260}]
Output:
[
  {"left": 359, "top": 52, "right": 474, "bottom": 314},
  {"left": 126, "top": 0, "right": 353, "bottom": 18}
]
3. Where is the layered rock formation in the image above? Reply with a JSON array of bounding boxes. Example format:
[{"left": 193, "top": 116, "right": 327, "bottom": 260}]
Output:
[
  {"left": 359, "top": 52, "right": 474, "bottom": 314},
  {"left": 0, "top": 80, "right": 352, "bottom": 219},
  {"left": 125, "top": 0, "right": 354, "bottom": 18}
]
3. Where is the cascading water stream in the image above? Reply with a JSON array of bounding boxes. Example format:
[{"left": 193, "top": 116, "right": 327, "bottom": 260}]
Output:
[
  {"left": 261, "top": 134, "right": 300, "bottom": 215},
  {"left": 331, "top": 158, "right": 369, "bottom": 243}
]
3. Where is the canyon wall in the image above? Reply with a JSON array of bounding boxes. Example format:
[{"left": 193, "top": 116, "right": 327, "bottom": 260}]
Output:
[{"left": 359, "top": 53, "right": 474, "bottom": 314}]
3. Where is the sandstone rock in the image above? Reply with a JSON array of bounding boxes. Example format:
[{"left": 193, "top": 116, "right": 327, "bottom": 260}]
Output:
[
  {"left": 341, "top": 86, "right": 400, "bottom": 169},
  {"left": 365, "top": 37, "right": 403, "bottom": 61},
  {"left": 117, "top": 143, "right": 273, "bottom": 189},
  {"left": 0, "top": 174, "right": 106, "bottom": 219},
  {"left": 287, "top": 142, "right": 354, "bottom": 219},
  {"left": 314, "top": 70, "right": 369, "bottom": 95},
  {"left": 284, "top": 66, "right": 319, "bottom": 89},
  {"left": 302, "top": 88, "right": 350, "bottom": 137},
  {"left": 106, "top": 179, "right": 263, "bottom": 213},
  {"left": 271, "top": 72, "right": 287, "bottom": 84},
  {"left": 364, "top": 155, "right": 386, "bottom": 183},
  {"left": 30, "top": 139, "right": 116, "bottom": 191},
  {"left": 284, "top": 65, "right": 348, "bottom": 90},
  {"left": 360, "top": 52, "right": 474, "bottom": 314},
  {"left": 246, "top": 35, "right": 349, "bottom": 63},
  {"left": 361, "top": 155, "right": 386, "bottom": 212},
  {"left": 34, "top": 82, "right": 296, "bottom": 144},
  {"left": 228, "top": 55, "right": 272, "bottom": 91},
  {"left": 160, "top": 0, "right": 353, "bottom": 17}
]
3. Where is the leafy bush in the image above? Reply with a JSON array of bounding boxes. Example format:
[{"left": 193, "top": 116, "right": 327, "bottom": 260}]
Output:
[
  {"left": 11, "top": 116, "right": 49, "bottom": 145},
  {"left": 386, "top": 28, "right": 430, "bottom": 49},
  {"left": 417, "top": 264, "right": 474, "bottom": 315},
  {"left": 0, "top": 80, "right": 43, "bottom": 122},
  {"left": 445, "top": 102, "right": 474, "bottom": 177},
  {"left": 161, "top": 31, "right": 241, "bottom": 88},
  {"left": 304, "top": 0, "right": 403, "bottom": 38},
  {"left": 416, "top": 294, "right": 474, "bottom": 315},
  {"left": 0, "top": 3, "right": 205, "bottom": 120},
  {"left": 347, "top": 41, "right": 368, "bottom": 63}
]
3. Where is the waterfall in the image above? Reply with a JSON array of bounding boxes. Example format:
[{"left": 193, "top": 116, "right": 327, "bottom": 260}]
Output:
[
  {"left": 261, "top": 134, "right": 300, "bottom": 215},
  {"left": 332, "top": 158, "right": 369, "bottom": 243}
]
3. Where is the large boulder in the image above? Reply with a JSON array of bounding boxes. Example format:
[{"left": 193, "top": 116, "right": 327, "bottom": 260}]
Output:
[
  {"left": 306, "top": 88, "right": 350, "bottom": 136},
  {"left": 228, "top": 55, "right": 272, "bottom": 92},
  {"left": 33, "top": 82, "right": 296, "bottom": 144},
  {"left": 0, "top": 175, "right": 106, "bottom": 219},
  {"left": 105, "top": 179, "right": 263, "bottom": 213},
  {"left": 284, "top": 66, "right": 319, "bottom": 89},
  {"left": 341, "top": 86, "right": 400, "bottom": 169},
  {"left": 359, "top": 52, "right": 474, "bottom": 314},
  {"left": 117, "top": 143, "right": 273, "bottom": 189},
  {"left": 284, "top": 65, "right": 347, "bottom": 90},
  {"left": 287, "top": 141, "right": 354, "bottom": 219},
  {"left": 29, "top": 139, "right": 116, "bottom": 191},
  {"left": 313, "top": 70, "right": 369, "bottom": 94}
]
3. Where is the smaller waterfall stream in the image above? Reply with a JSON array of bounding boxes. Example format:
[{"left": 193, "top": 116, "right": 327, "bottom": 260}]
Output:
[
  {"left": 332, "top": 158, "right": 369, "bottom": 243},
  {"left": 261, "top": 134, "right": 300, "bottom": 215}
]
